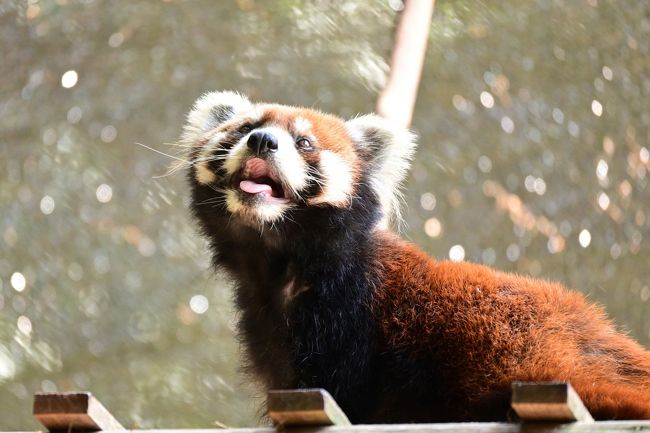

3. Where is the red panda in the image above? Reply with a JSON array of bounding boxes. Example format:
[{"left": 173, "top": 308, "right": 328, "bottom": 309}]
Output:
[{"left": 182, "top": 91, "right": 650, "bottom": 423}]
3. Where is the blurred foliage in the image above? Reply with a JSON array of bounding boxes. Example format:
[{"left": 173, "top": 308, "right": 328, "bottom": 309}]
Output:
[{"left": 0, "top": 0, "right": 649, "bottom": 429}]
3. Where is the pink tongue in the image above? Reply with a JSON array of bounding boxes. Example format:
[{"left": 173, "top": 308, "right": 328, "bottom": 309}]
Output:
[{"left": 240, "top": 180, "right": 273, "bottom": 195}]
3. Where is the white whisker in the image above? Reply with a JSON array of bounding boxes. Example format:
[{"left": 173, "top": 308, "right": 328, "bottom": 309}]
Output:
[{"left": 136, "top": 142, "right": 190, "bottom": 164}]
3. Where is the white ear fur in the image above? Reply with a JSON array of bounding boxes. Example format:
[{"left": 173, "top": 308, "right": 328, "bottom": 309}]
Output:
[
  {"left": 346, "top": 114, "right": 417, "bottom": 229},
  {"left": 181, "top": 91, "right": 252, "bottom": 144}
]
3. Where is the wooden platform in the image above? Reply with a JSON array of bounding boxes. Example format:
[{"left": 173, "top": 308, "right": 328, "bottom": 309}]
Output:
[
  {"left": 16, "top": 382, "right": 650, "bottom": 433},
  {"left": 12, "top": 422, "right": 650, "bottom": 433}
]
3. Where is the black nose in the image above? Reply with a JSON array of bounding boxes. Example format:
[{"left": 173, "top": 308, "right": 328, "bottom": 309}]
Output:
[{"left": 247, "top": 131, "right": 278, "bottom": 155}]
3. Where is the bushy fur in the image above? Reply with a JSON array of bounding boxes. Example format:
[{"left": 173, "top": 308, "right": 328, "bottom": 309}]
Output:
[{"left": 184, "top": 91, "right": 650, "bottom": 422}]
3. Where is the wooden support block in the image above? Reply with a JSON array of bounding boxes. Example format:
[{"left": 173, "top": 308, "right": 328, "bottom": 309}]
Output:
[
  {"left": 511, "top": 382, "right": 594, "bottom": 423},
  {"left": 267, "top": 388, "right": 351, "bottom": 427},
  {"left": 33, "top": 392, "right": 125, "bottom": 431}
]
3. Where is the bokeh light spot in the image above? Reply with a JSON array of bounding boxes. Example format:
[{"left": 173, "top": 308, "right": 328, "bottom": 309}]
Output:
[
  {"left": 189, "top": 295, "right": 209, "bottom": 314},
  {"left": 10, "top": 272, "right": 26, "bottom": 292},
  {"left": 500, "top": 116, "right": 514, "bottom": 133},
  {"left": 591, "top": 99, "right": 603, "bottom": 116},
  {"left": 596, "top": 159, "right": 608, "bottom": 180},
  {"left": 452, "top": 94, "right": 468, "bottom": 112},
  {"left": 96, "top": 184, "right": 113, "bottom": 203},
  {"left": 547, "top": 235, "right": 565, "bottom": 254},
  {"left": 602, "top": 66, "right": 613, "bottom": 81},
  {"left": 640, "top": 147, "right": 649, "bottom": 163},
  {"left": 419, "top": 192, "right": 436, "bottom": 211},
  {"left": 40, "top": 195, "right": 55, "bottom": 215},
  {"left": 506, "top": 244, "right": 520, "bottom": 262},
  {"left": 108, "top": 32, "right": 125, "bottom": 48},
  {"left": 17, "top": 316, "right": 32, "bottom": 335},
  {"left": 479, "top": 91, "right": 494, "bottom": 108},
  {"left": 100, "top": 125, "right": 117, "bottom": 143},
  {"left": 478, "top": 155, "right": 492, "bottom": 173},
  {"left": 61, "top": 70, "right": 78, "bottom": 88},
  {"left": 388, "top": 0, "right": 405, "bottom": 12},
  {"left": 424, "top": 218, "right": 441, "bottom": 238},
  {"left": 597, "top": 192, "right": 610, "bottom": 210},
  {"left": 579, "top": 229, "right": 592, "bottom": 248},
  {"left": 138, "top": 238, "right": 157, "bottom": 257},
  {"left": 449, "top": 244, "right": 465, "bottom": 262},
  {"left": 67, "top": 106, "right": 83, "bottom": 124}
]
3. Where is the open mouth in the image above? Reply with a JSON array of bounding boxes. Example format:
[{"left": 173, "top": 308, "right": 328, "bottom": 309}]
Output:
[{"left": 236, "top": 158, "right": 290, "bottom": 203}]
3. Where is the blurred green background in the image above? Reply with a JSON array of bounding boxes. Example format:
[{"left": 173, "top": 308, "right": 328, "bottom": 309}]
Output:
[{"left": 1, "top": 0, "right": 649, "bottom": 429}]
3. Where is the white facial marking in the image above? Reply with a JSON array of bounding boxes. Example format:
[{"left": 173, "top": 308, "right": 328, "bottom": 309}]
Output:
[
  {"left": 225, "top": 189, "right": 292, "bottom": 225},
  {"left": 256, "top": 199, "right": 290, "bottom": 223},
  {"left": 207, "top": 131, "right": 226, "bottom": 146},
  {"left": 309, "top": 150, "right": 353, "bottom": 206},
  {"left": 263, "top": 126, "right": 309, "bottom": 194},
  {"left": 248, "top": 108, "right": 263, "bottom": 123},
  {"left": 224, "top": 139, "right": 249, "bottom": 175},
  {"left": 293, "top": 117, "right": 312, "bottom": 135},
  {"left": 195, "top": 161, "right": 216, "bottom": 184},
  {"left": 189, "top": 131, "right": 228, "bottom": 184},
  {"left": 225, "top": 189, "right": 246, "bottom": 215}
]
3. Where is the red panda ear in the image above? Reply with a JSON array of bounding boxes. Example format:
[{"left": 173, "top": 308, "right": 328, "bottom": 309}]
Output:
[
  {"left": 346, "top": 114, "right": 417, "bottom": 229},
  {"left": 182, "top": 91, "right": 252, "bottom": 143}
]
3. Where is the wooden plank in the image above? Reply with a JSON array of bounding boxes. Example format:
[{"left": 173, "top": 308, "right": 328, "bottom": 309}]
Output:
[
  {"left": 33, "top": 392, "right": 125, "bottom": 431},
  {"left": 33, "top": 421, "right": 650, "bottom": 433},
  {"left": 6, "top": 421, "right": 650, "bottom": 433},
  {"left": 267, "top": 388, "right": 351, "bottom": 426},
  {"left": 511, "top": 382, "right": 594, "bottom": 422}
]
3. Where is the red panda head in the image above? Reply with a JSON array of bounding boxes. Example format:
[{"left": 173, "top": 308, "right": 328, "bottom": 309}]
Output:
[{"left": 182, "top": 91, "right": 416, "bottom": 229}]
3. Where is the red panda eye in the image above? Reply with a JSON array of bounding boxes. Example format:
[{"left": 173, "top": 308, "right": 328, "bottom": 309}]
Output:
[
  {"left": 239, "top": 124, "right": 253, "bottom": 134},
  {"left": 296, "top": 137, "right": 313, "bottom": 150}
]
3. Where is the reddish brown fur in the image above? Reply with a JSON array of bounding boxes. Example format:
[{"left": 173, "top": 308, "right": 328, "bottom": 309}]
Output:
[
  {"left": 374, "top": 231, "right": 650, "bottom": 420},
  {"left": 259, "top": 106, "right": 354, "bottom": 155},
  {"left": 259, "top": 106, "right": 363, "bottom": 181}
]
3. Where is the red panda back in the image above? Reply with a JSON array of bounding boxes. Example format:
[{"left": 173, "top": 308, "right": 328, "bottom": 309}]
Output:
[{"left": 373, "top": 231, "right": 650, "bottom": 420}]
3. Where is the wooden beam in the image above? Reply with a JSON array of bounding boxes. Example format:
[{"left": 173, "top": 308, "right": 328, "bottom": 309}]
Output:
[
  {"left": 9, "top": 419, "right": 650, "bottom": 433},
  {"left": 377, "top": 0, "right": 435, "bottom": 127},
  {"left": 267, "top": 388, "right": 351, "bottom": 426},
  {"left": 10, "top": 421, "right": 650, "bottom": 433},
  {"left": 511, "top": 382, "right": 594, "bottom": 422},
  {"left": 33, "top": 392, "right": 125, "bottom": 431}
]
